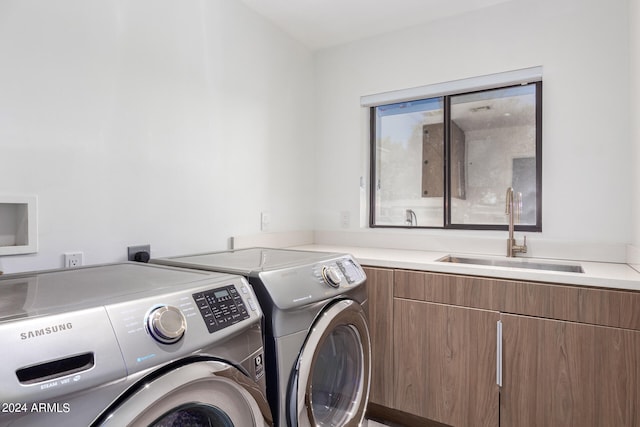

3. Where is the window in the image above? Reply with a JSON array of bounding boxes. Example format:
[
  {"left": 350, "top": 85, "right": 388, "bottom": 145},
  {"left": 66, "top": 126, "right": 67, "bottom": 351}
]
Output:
[{"left": 368, "top": 71, "right": 542, "bottom": 231}]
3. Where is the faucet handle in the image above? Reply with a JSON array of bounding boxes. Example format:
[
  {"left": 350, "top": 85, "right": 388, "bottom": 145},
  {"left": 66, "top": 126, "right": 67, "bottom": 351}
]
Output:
[{"left": 519, "top": 235, "right": 528, "bottom": 254}]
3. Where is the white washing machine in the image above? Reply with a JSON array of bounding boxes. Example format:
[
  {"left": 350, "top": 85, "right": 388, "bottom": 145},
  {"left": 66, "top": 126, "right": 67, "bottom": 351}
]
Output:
[
  {"left": 152, "top": 248, "right": 371, "bottom": 427},
  {"left": 0, "top": 262, "right": 272, "bottom": 427}
]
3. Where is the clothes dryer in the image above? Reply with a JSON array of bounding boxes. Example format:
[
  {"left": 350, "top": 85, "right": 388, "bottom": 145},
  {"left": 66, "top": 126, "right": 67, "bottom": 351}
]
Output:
[
  {"left": 152, "top": 248, "right": 371, "bottom": 427},
  {"left": 0, "top": 262, "right": 272, "bottom": 427}
]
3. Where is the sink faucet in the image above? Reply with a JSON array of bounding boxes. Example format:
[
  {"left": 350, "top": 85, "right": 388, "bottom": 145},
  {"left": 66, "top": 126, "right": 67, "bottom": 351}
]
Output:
[
  {"left": 405, "top": 209, "right": 417, "bottom": 226},
  {"left": 505, "top": 187, "right": 527, "bottom": 257}
]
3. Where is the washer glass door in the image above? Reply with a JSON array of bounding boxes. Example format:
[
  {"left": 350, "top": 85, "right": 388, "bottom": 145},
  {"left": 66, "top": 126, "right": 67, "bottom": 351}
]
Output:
[
  {"left": 97, "top": 360, "right": 269, "bottom": 427},
  {"left": 292, "top": 299, "right": 371, "bottom": 427},
  {"left": 150, "top": 403, "right": 234, "bottom": 426}
]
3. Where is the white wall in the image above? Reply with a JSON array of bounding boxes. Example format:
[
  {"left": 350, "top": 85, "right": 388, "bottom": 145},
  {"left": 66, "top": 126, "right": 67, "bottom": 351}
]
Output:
[
  {"left": 314, "top": 0, "right": 632, "bottom": 259},
  {"left": 0, "top": 0, "right": 633, "bottom": 272},
  {"left": 0, "top": 0, "right": 315, "bottom": 273}
]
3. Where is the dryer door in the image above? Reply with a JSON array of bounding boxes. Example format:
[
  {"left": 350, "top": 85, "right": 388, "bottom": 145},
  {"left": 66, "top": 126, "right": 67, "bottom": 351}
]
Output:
[
  {"left": 291, "top": 299, "right": 371, "bottom": 427},
  {"left": 97, "top": 360, "right": 271, "bottom": 427}
]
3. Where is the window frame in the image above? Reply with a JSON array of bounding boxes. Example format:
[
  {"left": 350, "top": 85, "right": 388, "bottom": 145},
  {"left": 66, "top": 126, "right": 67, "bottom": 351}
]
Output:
[{"left": 369, "top": 81, "right": 542, "bottom": 232}]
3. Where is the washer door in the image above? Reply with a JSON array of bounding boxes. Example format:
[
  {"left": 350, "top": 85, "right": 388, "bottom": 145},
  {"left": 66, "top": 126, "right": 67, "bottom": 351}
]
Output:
[
  {"left": 99, "top": 360, "right": 270, "bottom": 427},
  {"left": 291, "top": 299, "right": 371, "bottom": 427}
]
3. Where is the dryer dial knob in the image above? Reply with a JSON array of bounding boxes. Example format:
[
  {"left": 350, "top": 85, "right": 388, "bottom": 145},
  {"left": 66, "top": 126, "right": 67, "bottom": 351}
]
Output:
[
  {"left": 322, "top": 266, "right": 342, "bottom": 288},
  {"left": 147, "top": 305, "right": 186, "bottom": 344}
]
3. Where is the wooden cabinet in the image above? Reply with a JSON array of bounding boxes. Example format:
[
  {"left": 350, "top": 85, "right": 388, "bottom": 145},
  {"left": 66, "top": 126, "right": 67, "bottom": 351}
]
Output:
[
  {"left": 394, "top": 299, "right": 498, "bottom": 426},
  {"left": 363, "top": 267, "right": 394, "bottom": 407},
  {"left": 364, "top": 266, "right": 640, "bottom": 427},
  {"left": 500, "top": 314, "right": 640, "bottom": 427}
]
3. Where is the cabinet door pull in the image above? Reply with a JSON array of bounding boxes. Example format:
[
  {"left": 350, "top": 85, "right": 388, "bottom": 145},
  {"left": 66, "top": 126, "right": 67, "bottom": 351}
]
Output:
[{"left": 497, "top": 320, "right": 503, "bottom": 387}]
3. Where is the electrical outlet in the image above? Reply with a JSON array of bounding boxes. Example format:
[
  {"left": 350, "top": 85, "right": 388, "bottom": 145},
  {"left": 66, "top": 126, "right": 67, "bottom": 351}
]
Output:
[
  {"left": 128, "top": 244, "right": 151, "bottom": 262},
  {"left": 340, "top": 211, "right": 350, "bottom": 228},
  {"left": 261, "top": 211, "right": 271, "bottom": 232},
  {"left": 64, "top": 252, "right": 83, "bottom": 268}
]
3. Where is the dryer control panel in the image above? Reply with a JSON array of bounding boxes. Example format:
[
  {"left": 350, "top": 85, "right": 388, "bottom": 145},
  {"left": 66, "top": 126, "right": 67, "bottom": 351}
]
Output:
[
  {"left": 259, "top": 254, "right": 367, "bottom": 310},
  {"left": 193, "top": 284, "right": 252, "bottom": 333},
  {"left": 336, "top": 258, "right": 366, "bottom": 284}
]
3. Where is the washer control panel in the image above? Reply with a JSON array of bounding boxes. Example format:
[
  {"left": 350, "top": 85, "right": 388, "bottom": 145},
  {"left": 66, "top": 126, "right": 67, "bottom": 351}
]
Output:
[
  {"left": 0, "top": 265, "right": 263, "bottom": 404},
  {"left": 105, "top": 276, "right": 261, "bottom": 375},
  {"left": 193, "top": 284, "right": 251, "bottom": 333},
  {"left": 146, "top": 305, "right": 187, "bottom": 344}
]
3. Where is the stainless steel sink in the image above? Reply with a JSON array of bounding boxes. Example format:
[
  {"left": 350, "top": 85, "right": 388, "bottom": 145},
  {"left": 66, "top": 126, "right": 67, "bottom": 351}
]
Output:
[{"left": 437, "top": 255, "right": 584, "bottom": 273}]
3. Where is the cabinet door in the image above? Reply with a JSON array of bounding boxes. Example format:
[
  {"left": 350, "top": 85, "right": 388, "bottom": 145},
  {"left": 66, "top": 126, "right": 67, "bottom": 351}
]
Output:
[
  {"left": 394, "top": 299, "right": 499, "bottom": 427},
  {"left": 364, "top": 267, "right": 395, "bottom": 408},
  {"left": 501, "top": 314, "right": 640, "bottom": 427}
]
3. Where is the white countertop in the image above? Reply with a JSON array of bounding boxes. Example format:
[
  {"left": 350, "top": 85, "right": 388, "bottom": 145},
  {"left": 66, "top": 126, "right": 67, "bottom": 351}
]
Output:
[{"left": 291, "top": 245, "right": 640, "bottom": 292}]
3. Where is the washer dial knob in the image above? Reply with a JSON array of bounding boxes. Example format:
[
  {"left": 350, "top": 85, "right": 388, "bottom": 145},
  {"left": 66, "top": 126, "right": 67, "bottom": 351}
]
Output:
[
  {"left": 147, "top": 305, "right": 187, "bottom": 344},
  {"left": 322, "top": 266, "right": 342, "bottom": 288}
]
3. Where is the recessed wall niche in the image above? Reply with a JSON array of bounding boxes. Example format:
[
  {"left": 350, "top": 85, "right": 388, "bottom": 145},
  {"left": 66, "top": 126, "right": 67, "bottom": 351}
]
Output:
[{"left": 0, "top": 196, "right": 37, "bottom": 256}]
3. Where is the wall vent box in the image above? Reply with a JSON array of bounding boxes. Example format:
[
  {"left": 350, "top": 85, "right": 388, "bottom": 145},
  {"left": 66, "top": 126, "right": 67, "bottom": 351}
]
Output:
[{"left": 0, "top": 195, "right": 38, "bottom": 255}]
